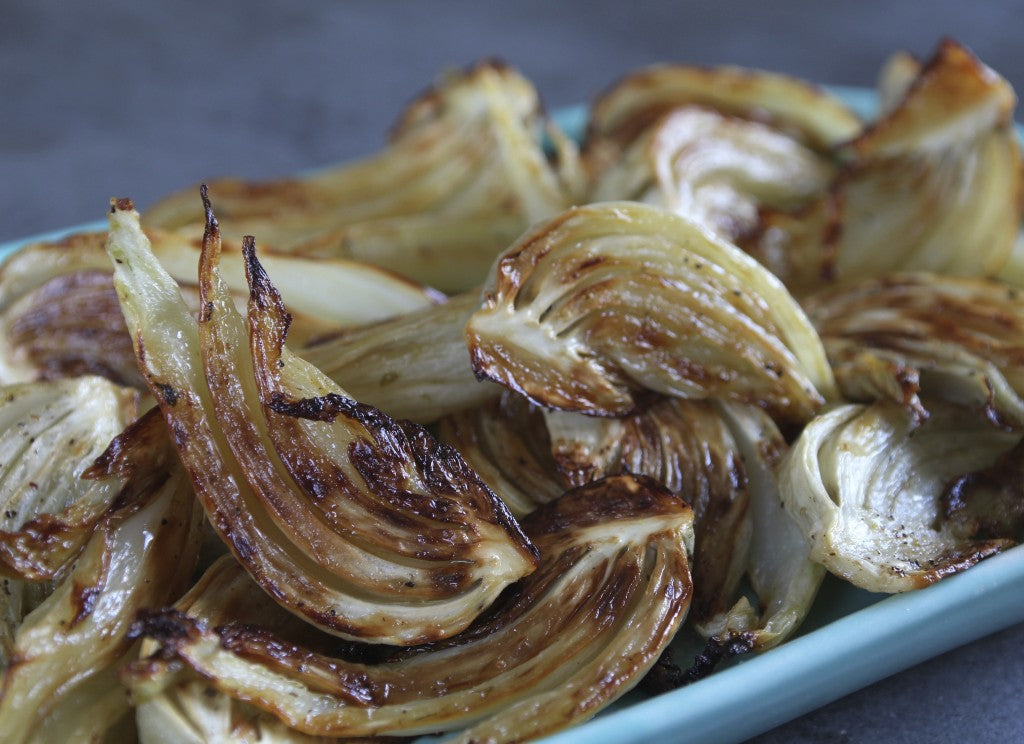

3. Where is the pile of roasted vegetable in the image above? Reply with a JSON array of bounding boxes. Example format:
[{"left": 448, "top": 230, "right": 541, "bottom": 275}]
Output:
[{"left": 1, "top": 38, "right": 1023, "bottom": 743}]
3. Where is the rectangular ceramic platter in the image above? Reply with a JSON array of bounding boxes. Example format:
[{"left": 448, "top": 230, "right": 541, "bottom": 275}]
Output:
[{"left": 1, "top": 86, "right": 1022, "bottom": 744}]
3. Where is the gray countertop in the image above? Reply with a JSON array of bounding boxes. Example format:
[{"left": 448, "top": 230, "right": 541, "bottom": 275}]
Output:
[{"left": 3, "top": 2, "right": 1023, "bottom": 742}]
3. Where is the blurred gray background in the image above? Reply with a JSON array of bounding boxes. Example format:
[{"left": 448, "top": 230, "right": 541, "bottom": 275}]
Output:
[
  {"left": 3, "top": 0, "right": 1024, "bottom": 241},
  {"left": 2, "top": 2, "right": 1023, "bottom": 743}
]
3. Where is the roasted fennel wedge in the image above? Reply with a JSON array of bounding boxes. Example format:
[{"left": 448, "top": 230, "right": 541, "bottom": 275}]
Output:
[
  {"left": 0, "top": 409, "right": 203, "bottom": 744},
  {"left": 126, "top": 474, "right": 694, "bottom": 742},
  {"left": 745, "top": 40, "right": 1022, "bottom": 294},
  {"left": 466, "top": 201, "right": 836, "bottom": 424},
  {"left": 145, "top": 62, "right": 583, "bottom": 293},
  {"left": 105, "top": 196, "right": 536, "bottom": 645},
  {"left": 0, "top": 376, "right": 137, "bottom": 580},
  {"left": 804, "top": 273, "right": 1024, "bottom": 428},
  {"left": 780, "top": 401, "right": 1020, "bottom": 593}
]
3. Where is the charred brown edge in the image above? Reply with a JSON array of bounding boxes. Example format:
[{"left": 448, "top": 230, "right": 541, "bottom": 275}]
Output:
[
  {"left": 820, "top": 348, "right": 927, "bottom": 424},
  {"left": 111, "top": 197, "right": 135, "bottom": 213},
  {"left": 191, "top": 198, "right": 370, "bottom": 633},
  {"left": 522, "top": 473, "right": 688, "bottom": 538},
  {"left": 216, "top": 623, "right": 387, "bottom": 706},
  {"left": 814, "top": 40, "right": 1017, "bottom": 284},
  {"left": 128, "top": 607, "right": 203, "bottom": 661},
  {"left": 267, "top": 389, "right": 373, "bottom": 424},
  {"left": 490, "top": 207, "right": 578, "bottom": 294},
  {"left": 640, "top": 631, "right": 756, "bottom": 695},
  {"left": 466, "top": 335, "right": 647, "bottom": 418},
  {"left": 218, "top": 621, "right": 398, "bottom": 667},
  {"left": 69, "top": 577, "right": 107, "bottom": 629},
  {"left": 83, "top": 408, "right": 168, "bottom": 480},
  {"left": 906, "top": 541, "right": 1010, "bottom": 589},
  {"left": 266, "top": 388, "right": 538, "bottom": 563},
  {"left": 197, "top": 184, "right": 221, "bottom": 323},
  {"left": 941, "top": 437, "right": 1024, "bottom": 540},
  {"left": 125, "top": 607, "right": 377, "bottom": 695},
  {"left": 242, "top": 236, "right": 293, "bottom": 339},
  {"left": 56, "top": 408, "right": 176, "bottom": 621},
  {"left": 48, "top": 412, "right": 174, "bottom": 625},
  {"left": 810, "top": 273, "right": 1024, "bottom": 426},
  {"left": 0, "top": 517, "right": 79, "bottom": 579},
  {"left": 0, "top": 511, "right": 105, "bottom": 582},
  {"left": 183, "top": 192, "right": 539, "bottom": 624}
]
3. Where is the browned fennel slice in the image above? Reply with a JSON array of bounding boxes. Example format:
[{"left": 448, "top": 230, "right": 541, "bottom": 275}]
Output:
[
  {"left": 105, "top": 196, "right": 537, "bottom": 645},
  {"left": 466, "top": 201, "right": 836, "bottom": 424},
  {"left": 780, "top": 400, "right": 1019, "bottom": 592}
]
